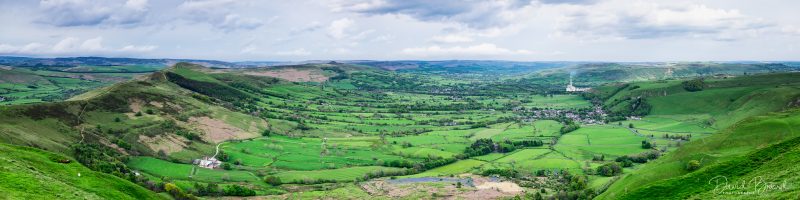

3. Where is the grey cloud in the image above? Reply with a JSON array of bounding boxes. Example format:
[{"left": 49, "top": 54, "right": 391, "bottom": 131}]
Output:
[
  {"left": 177, "top": 0, "right": 264, "bottom": 31},
  {"left": 538, "top": 0, "right": 596, "bottom": 5},
  {"left": 38, "top": 0, "right": 149, "bottom": 27},
  {"left": 337, "top": 0, "right": 533, "bottom": 29},
  {"left": 556, "top": 2, "right": 773, "bottom": 41}
]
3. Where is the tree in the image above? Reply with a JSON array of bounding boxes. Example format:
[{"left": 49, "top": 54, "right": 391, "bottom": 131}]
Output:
[
  {"left": 145, "top": 109, "right": 155, "bottom": 115},
  {"left": 629, "top": 123, "right": 634, "bottom": 128},
  {"left": 641, "top": 140, "right": 652, "bottom": 149},
  {"left": 222, "top": 163, "right": 232, "bottom": 170},
  {"left": 165, "top": 182, "right": 197, "bottom": 200},
  {"left": 223, "top": 185, "right": 256, "bottom": 196},
  {"left": 114, "top": 117, "right": 121, "bottom": 122},
  {"left": 596, "top": 162, "right": 622, "bottom": 176},
  {"left": 262, "top": 129, "right": 271, "bottom": 137},
  {"left": 135, "top": 111, "right": 143, "bottom": 116},
  {"left": 265, "top": 176, "right": 282, "bottom": 186},
  {"left": 686, "top": 160, "right": 701, "bottom": 171},
  {"left": 682, "top": 78, "right": 706, "bottom": 92}
]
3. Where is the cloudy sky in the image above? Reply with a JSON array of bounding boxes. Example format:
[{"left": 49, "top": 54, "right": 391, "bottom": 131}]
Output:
[{"left": 1, "top": 0, "right": 799, "bottom": 61}]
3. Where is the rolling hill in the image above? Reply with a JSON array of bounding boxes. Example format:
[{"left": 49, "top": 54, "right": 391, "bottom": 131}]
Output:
[{"left": 1, "top": 59, "right": 799, "bottom": 199}]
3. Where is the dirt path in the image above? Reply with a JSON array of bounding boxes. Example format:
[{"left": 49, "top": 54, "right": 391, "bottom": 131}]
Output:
[{"left": 212, "top": 142, "right": 224, "bottom": 158}]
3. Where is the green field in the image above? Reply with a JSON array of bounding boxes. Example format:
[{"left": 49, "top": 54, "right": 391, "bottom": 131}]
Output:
[
  {"left": 2, "top": 61, "right": 800, "bottom": 199},
  {"left": 274, "top": 166, "right": 405, "bottom": 183}
]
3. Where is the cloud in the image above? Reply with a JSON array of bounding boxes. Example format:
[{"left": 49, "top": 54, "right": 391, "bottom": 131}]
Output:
[
  {"left": 38, "top": 0, "right": 150, "bottom": 27},
  {"left": 0, "top": 37, "right": 157, "bottom": 56},
  {"left": 549, "top": 1, "right": 772, "bottom": 40},
  {"left": 401, "top": 43, "right": 533, "bottom": 56},
  {"left": 119, "top": 45, "right": 158, "bottom": 52},
  {"left": 327, "top": 18, "right": 355, "bottom": 39},
  {"left": 538, "top": 0, "right": 596, "bottom": 5},
  {"left": 291, "top": 21, "right": 324, "bottom": 34},
  {"left": 178, "top": 0, "right": 264, "bottom": 31},
  {"left": 275, "top": 48, "right": 312, "bottom": 56},
  {"left": 333, "top": 0, "right": 534, "bottom": 29},
  {"left": 431, "top": 34, "right": 474, "bottom": 43}
]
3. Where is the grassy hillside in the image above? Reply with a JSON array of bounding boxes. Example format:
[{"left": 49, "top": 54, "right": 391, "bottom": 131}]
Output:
[
  {"left": 0, "top": 65, "right": 269, "bottom": 161},
  {"left": 598, "top": 108, "right": 800, "bottom": 199},
  {"left": 594, "top": 73, "right": 800, "bottom": 133},
  {"left": 0, "top": 144, "right": 165, "bottom": 200},
  {"left": 0, "top": 65, "right": 156, "bottom": 105}
]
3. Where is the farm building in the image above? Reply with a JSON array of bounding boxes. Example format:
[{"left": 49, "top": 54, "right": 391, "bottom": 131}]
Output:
[{"left": 193, "top": 156, "right": 222, "bottom": 169}]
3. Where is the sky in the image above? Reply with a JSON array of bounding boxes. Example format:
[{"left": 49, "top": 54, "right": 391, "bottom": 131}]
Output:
[{"left": 0, "top": 0, "right": 799, "bottom": 61}]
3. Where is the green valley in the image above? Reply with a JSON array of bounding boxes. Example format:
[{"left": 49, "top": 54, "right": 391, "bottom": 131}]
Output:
[{"left": 1, "top": 59, "right": 799, "bottom": 199}]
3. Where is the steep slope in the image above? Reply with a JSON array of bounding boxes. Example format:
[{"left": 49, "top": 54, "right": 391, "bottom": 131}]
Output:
[
  {"left": 598, "top": 109, "right": 800, "bottom": 199},
  {"left": 0, "top": 143, "right": 166, "bottom": 200},
  {"left": 594, "top": 72, "right": 800, "bottom": 130},
  {"left": 0, "top": 63, "right": 270, "bottom": 162}
]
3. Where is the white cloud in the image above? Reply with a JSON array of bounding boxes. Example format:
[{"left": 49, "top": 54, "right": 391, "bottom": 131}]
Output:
[
  {"left": 275, "top": 48, "right": 312, "bottom": 56},
  {"left": 1, "top": 0, "right": 799, "bottom": 61},
  {"left": 547, "top": 1, "right": 771, "bottom": 41},
  {"left": 327, "top": 18, "right": 355, "bottom": 39},
  {"left": 0, "top": 37, "right": 157, "bottom": 56},
  {"left": 119, "top": 45, "right": 158, "bottom": 52},
  {"left": 124, "top": 0, "right": 148, "bottom": 11},
  {"left": 431, "top": 34, "right": 474, "bottom": 43},
  {"left": 402, "top": 43, "right": 533, "bottom": 56}
]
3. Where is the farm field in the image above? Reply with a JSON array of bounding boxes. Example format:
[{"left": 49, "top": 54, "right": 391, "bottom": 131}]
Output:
[{"left": 1, "top": 60, "right": 799, "bottom": 199}]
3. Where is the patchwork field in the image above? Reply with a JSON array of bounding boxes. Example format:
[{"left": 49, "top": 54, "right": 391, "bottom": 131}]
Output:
[{"left": 3, "top": 60, "right": 799, "bottom": 199}]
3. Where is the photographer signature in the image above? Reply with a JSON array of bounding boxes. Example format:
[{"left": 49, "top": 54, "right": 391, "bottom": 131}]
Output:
[{"left": 709, "top": 176, "right": 790, "bottom": 195}]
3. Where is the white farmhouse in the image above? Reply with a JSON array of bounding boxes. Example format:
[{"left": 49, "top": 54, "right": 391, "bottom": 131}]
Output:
[{"left": 193, "top": 156, "right": 222, "bottom": 169}]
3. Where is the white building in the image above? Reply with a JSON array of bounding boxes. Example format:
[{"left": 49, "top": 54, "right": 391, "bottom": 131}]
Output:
[
  {"left": 193, "top": 156, "right": 222, "bottom": 169},
  {"left": 566, "top": 75, "right": 590, "bottom": 92}
]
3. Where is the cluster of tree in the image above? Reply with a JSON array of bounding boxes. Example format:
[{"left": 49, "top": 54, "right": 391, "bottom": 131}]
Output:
[
  {"left": 165, "top": 183, "right": 198, "bottom": 200},
  {"left": 641, "top": 140, "right": 655, "bottom": 149},
  {"left": 192, "top": 182, "right": 223, "bottom": 196},
  {"left": 605, "top": 96, "right": 652, "bottom": 120},
  {"left": 462, "top": 138, "right": 545, "bottom": 157},
  {"left": 662, "top": 133, "right": 691, "bottom": 141},
  {"left": 615, "top": 150, "right": 661, "bottom": 164},
  {"left": 521, "top": 170, "right": 597, "bottom": 200},
  {"left": 560, "top": 120, "right": 581, "bottom": 134},
  {"left": 596, "top": 162, "right": 623, "bottom": 177},
  {"left": 264, "top": 176, "right": 282, "bottom": 186},
  {"left": 462, "top": 139, "right": 496, "bottom": 157},
  {"left": 686, "top": 160, "right": 701, "bottom": 171},
  {"left": 215, "top": 150, "right": 230, "bottom": 162},
  {"left": 681, "top": 78, "right": 706, "bottom": 92},
  {"left": 222, "top": 185, "right": 256, "bottom": 196},
  {"left": 592, "top": 154, "right": 605, "bottom": 161},
  {"left": 166, "top": 72, "right": 257, "bottom": 110},
  {"left": 321, "top": 66, "right": 349, "bottom": 81},
  {"left": 71, "top": 143, "right": 132, "bottom": 178},
  {"left": 481, "top": 168, "right": 518, "bottom": 178}
]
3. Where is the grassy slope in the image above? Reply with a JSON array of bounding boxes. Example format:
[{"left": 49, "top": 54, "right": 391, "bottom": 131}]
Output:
[
  {"left": 602, "top": 73, "right": 800, "bottom": 130},
  {"left": 598, "top": 109, "right": 800, "bottom": 199},
  {"left": 0, "top": 144, "right": 165, "bottom": 200},
  {"left": 0, "top": 63, "right": 268, "bottom": 159}
]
